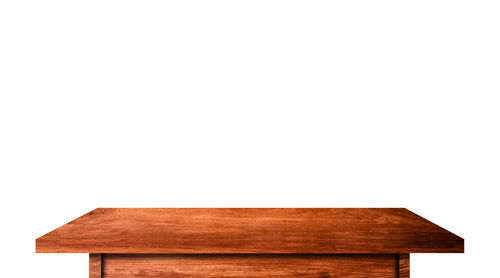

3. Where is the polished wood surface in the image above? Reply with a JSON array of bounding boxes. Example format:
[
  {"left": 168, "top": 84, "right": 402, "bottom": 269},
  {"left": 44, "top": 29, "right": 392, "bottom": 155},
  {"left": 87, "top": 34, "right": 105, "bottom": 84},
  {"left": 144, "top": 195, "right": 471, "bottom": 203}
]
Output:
[
  {"left": 103, "top": 254, "right": 398, "bottom": 278},
  {"left": 398, "top": 254, "right": 410, "bottom": 278},
  {"left": 36, "top": 208, "right": 463, "bottom": 254},
  {"left": 89, "top": 254, "right": 102, "bottom": 278}
]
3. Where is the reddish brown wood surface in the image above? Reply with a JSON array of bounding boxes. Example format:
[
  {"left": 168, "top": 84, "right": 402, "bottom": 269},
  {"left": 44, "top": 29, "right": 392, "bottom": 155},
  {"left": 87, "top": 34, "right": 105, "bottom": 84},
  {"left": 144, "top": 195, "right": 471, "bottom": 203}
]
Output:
[
  {"left": 36, "top": 208, "right": 463, "bottom": 254},
  {"left": 89, "top": 254, "right": 102, "bottom": 278},
  {"left": 103, "top": 254, "right": 398, "bottom": 278},
  {"left": 399, "top": 254, "right": 410, "bottom": 278}
]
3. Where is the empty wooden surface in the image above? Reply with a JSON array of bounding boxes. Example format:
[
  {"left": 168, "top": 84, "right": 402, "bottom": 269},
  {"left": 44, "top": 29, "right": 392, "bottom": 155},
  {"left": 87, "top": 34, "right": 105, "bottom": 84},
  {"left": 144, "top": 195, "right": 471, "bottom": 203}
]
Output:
[
  {"left": 103, "top": 254, "right": 398, "bottom": 278},
  {"left": 36, "top": 208, "right": 464, "bottom": 254},
  {"left": 90, "top": 254, "right": 102, "bottom": 278}
]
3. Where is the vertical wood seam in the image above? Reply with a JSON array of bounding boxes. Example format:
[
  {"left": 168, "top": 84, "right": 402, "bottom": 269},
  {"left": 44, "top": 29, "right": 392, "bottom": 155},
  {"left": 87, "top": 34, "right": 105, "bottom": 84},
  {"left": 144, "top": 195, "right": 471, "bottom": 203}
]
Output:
[{"left": 397, "top": 254, "right": 400, "bottom": 276}]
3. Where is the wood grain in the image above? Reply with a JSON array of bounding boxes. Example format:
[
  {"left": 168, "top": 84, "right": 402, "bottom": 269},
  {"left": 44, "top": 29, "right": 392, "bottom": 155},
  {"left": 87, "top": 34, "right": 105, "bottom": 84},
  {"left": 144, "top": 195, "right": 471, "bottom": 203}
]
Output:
[
  {"left": 36, "top": 208, "right": 464, "bottom": 254},
  {"left": 399, "top": 253, "right": 410, "bottom": 278},
  {"left": 103, "top": 254, "right": 398, "bottom": 278},
  {"left": 89, "top": 254, "right": 102, "bottom": 278}
]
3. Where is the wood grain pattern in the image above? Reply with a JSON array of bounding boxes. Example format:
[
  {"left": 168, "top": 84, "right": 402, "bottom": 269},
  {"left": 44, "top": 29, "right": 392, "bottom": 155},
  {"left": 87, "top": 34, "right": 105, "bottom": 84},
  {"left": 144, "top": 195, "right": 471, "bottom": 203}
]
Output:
[
  {"left": 399, "top": 253, "right": 410, "bottom": 278},
  {"left": 89, "top": 254, "right": 102, "bottom": 278},
  {"left": 103, "top": 254, "right": 398, "bottom": 278},
  {"left": 36, "top": 208, "right": 464, "bottom": 254}
]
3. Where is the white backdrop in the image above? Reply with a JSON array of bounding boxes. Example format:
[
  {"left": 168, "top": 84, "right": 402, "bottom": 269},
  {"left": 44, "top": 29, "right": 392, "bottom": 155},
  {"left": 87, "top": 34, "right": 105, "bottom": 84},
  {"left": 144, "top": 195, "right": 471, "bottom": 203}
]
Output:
[{"left": 1, "top": 0, "right": 499, "bottom": 277}]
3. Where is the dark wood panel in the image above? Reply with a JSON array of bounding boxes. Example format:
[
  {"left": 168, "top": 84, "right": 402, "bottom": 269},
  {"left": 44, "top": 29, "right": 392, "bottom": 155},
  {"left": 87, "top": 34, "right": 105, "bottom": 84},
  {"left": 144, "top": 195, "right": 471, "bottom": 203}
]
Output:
[
  {"left": 89, "top": 254, "right": 102, "bottom": 278},
  {"left": 103, "top": 254, "right": 398, "bottom": 278},
  {"left": 36, "top": 208, "right": 464, "bottom": 254},
  {"left": 399, "top": 253, "right": 410, "bottom": 278}
]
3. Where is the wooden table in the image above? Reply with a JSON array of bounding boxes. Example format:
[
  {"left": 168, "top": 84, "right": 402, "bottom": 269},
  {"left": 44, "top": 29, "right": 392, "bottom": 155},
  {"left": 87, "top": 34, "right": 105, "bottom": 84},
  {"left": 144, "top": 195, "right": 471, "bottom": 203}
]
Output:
[{"left": 36, "top": 208, "right": 463, "bottom": 277}]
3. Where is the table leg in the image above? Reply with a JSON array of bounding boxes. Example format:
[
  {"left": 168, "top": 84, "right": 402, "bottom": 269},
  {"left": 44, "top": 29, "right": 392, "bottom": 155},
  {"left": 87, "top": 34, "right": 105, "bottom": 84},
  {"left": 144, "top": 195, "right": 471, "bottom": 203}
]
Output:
[
  {"left": 399, "top": 253, "right": 409, "bottom": 278},
  {"left": 90, "top": 254, "right": 102, "bottom": 278}
]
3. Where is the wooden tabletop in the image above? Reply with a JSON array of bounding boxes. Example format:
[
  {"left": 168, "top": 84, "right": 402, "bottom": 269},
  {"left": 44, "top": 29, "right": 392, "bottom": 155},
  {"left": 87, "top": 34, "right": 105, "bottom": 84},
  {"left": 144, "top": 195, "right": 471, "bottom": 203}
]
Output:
[{"left": 36, "top": 208, "right": 463, "bottom": 254}]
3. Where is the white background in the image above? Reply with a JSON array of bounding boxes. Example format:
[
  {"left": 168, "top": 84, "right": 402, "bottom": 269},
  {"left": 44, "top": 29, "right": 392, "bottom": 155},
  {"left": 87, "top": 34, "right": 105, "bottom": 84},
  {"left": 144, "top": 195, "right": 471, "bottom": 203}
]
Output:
[{"left": 1, "top": 0, "right": 498, "bottom": 277}]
